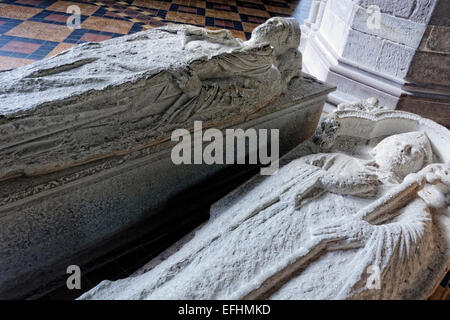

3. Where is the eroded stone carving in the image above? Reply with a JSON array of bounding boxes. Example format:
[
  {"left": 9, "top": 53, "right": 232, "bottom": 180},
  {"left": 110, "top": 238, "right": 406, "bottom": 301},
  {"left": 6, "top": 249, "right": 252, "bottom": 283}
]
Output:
[
  {"left": 0, "top": 18, "right": 339, "bottom": 300},
  {"left": 0, "top": 17, "right": 301, "bottom": 205},
  {"left": 80, "top": 99, "right": 450, "bottom": 300}
]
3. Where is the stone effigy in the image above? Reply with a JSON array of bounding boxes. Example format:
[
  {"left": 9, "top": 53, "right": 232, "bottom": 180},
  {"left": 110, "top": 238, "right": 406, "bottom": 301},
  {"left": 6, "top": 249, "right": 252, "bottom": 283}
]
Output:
[
  {"left": 0, "top": 18, "right": 334, "bottom": 298},
  {"left": 0, "top": 17, "right": 301, "bottom": 185},
  {"left": 80, "top": 98, "right": 450, "bottom": 300}
]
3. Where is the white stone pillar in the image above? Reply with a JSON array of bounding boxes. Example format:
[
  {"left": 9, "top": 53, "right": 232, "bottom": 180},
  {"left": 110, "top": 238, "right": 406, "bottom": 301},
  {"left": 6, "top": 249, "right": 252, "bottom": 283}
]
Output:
[
  {"left": 300, "top": 0, "right": 450, "bottom": 126},
  {"left": 304, "top": 0, "right": 321, "bottom": 28},
  {"left": 312, "top": 0, "right": 327, "bottom": 30}
]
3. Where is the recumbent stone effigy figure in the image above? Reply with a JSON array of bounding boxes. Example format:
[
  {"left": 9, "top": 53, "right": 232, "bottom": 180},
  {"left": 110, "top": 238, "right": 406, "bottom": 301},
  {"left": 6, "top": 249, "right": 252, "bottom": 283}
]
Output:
[
  {"left": 0, "top": 17, "right": 301, "bottom": 184},
  {"left": 80, "top": 99, "right": 450, "bottom": 300}
]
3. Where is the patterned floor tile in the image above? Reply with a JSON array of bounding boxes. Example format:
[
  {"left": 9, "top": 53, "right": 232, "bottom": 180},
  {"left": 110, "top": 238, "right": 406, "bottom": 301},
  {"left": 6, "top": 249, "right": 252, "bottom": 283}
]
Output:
[
  {"left": 0, "top": 16, "right": 23, "bottom": 34},
  {"left": 240, "top": 13, "right": 267, "bottom": 24},
  {"left": 205, "top": 15, "right": 243, "bottom": 31},
  {"left": 7, "top": 0, "right": 56, "bottom": 9},
  {"left": 208, "top": 0, "right": 236, "bottom": 5},
  {"left": 206, "top": 2, "right": 237, "bottom": 12},
  {"left": 0, "top": 34, "right": 58, "bottom": 58},
  {"left": 166, "top": 10, "right": 204, "bottom": 26},
  {"left": 1, "top": 39, "right": 41, "bottom": 53},
  {"left": 29, "top": 9, "right": 89, "bottom": 25},
  {"left": 46, "top": 1, "right": 100, "bottom": 15},
  {"left": 15, "top": 0, "right": 47, "bottom": 5},
  {"left": 80, "top": 16, "right": 133, "bottom": 33},
  {"left": 237, "top": 5, "right": 270, "bottom": 18},
  {"left": 45, "top": 41, "right": 74, "bottom": 57},
  {"left": 264, "top": 4, "right": 294, "bottom": 15},
  {"left": 241, "top": 21, "right": 258, "bottom": 33},
  {"left": 265, "top": 0, "right": 292, "bottom": 6},
  {"left": 0, "top": 55, "right": 35, "bottom": 70},
  {"left": 63, "top": 27, "right": 121, "bottom": 43},
  {"left": 205, "top": 8, "right": 240, "bottom": 21},
  {"left": 236, "top": 0, "right": 266, "bottom": 11},
  {"left": 170, "top": 3, "right": 205, "bottom": 15},
  {"left": 132, "top": 0, "right": 171, "bottom": 10},
  {"left": 186, "top": 0, "right": 207, "bottom": 8},
  {"left": 79, "top": 31, "right": 111, "bottom": 41},
  {"left": 0, "top": 3, "right": 43, "bottom": 19},
  {"left": 5, "top": 20, "right": 73, "bottom": 41}
]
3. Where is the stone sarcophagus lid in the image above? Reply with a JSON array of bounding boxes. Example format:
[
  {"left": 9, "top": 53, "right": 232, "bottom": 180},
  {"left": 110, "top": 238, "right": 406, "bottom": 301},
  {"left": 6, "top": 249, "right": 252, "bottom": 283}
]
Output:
[
  {"left": 0, "top": 18, "right": 334, "bottom": 298},
  {"left": 81, "top": 98, "right": 450, "bottom": 300}
]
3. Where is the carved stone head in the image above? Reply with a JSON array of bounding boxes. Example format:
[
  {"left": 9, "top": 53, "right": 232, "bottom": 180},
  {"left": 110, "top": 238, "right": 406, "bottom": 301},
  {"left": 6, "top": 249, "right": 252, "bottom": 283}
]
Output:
[
  {"left": 247, "top": 17, "right": 301, "bottom": 56},
  {"left": 370, "top": 131, "right": 433, "bottom": 180}
]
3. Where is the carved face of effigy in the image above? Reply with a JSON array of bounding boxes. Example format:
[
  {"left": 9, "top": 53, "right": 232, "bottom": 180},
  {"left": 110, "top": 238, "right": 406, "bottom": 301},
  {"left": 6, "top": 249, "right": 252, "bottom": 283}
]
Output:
[
  {"left": 370, "top": 131, "right": 433, "bottom": 180},
  {"left": 248, "top": 17, "right": 301, "bottom": 56}
]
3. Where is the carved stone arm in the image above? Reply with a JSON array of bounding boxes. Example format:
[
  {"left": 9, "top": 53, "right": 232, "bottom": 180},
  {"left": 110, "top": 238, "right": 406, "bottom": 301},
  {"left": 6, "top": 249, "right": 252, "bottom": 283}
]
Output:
[
  {"left": 294, "top": 154, "right": 381, "bottom": 208},
  {"left": 319, "top": 171, "right": 381, "bottom": 198},
  {"left": 294, "top": 169, "right": 381, "bottom": 209},
  {"left": 357, "top": 163, "right": 450, "bottom": 225}
]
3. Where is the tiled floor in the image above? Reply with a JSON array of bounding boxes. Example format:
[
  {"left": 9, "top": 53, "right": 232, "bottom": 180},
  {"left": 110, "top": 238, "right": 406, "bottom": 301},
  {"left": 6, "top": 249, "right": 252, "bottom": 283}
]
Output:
[{"left": 0, "top": 0, "right": 311, "bottom": 70}]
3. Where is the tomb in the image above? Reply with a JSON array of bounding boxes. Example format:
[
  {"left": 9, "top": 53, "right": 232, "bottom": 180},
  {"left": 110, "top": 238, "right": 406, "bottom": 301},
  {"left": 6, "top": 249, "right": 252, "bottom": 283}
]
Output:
[
  {"left": 0, "top": 18, "right": 334, "bottom": 298},
  {"left": 80, "top": 98, "right": 450, "bottom": 300}
]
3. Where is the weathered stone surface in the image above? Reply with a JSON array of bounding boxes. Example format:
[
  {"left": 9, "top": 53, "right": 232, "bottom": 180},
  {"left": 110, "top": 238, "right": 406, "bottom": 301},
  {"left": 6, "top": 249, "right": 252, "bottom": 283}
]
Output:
[
  {"left": 406, "top": 51, "right": 450, "bottom": 86},
  {"left": 327, "top": 0, "right": 356, "bottom": 25},
  {"left": 80, "top": 99, "right": 450, "bottom": 300},
  {"left": 325, "top": 71, "right": 400, "bottom": 109},
  {"left": 319, "top": 5, "right": 350, "bottom": 54},
  {"left": 0, "top": 18, "right": 335, "bottom": 299},
  {"left": 430, "top": 0, "right": 450, "bottom": 26},
  {"left": 426, "top": 26, "right": 450, "bottom": 53},
  {"left": 357, "top": 0, "right": 416, "bottom": 18},
  {"left": 0, "top": 17, "right": 302, "bottom": 184},
  {"left": 376, "top": 40, "right": 416, "bottom": 78},
  {"left": 342, "top": 29, "right": 383, "bottom": 69},
  {"left": 322, "top": 0, "right": 427, "bottom": 48},
  {"left": 356, "top": 0, "right": 437, "bottom": 23},
  {"left": 409, "top": 0, "right": 439, "bottom": 23},
  {"left": 397, "top": 95, "right": 450, "bottom": 127},
  {"left": 351, "top": 6, "right": 427, "bottom": 48}
]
